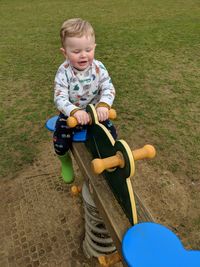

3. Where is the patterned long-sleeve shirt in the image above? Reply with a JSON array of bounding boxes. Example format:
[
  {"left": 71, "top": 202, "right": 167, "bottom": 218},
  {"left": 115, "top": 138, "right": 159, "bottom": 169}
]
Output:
[{"left": 54, "top": 59, "right": 115, "bottom": 117}]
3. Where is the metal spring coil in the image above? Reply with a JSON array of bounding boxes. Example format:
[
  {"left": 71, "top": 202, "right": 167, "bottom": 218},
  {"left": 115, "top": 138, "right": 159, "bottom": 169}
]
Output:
[{"left": 82, "top": 182, "right": 116, "bottom": 258}]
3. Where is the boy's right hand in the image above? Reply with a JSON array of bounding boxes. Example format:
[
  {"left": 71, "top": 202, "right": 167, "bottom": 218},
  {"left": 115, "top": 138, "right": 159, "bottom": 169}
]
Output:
[{"left": 73, "top": 110, "right": 90, "bottom": 125}]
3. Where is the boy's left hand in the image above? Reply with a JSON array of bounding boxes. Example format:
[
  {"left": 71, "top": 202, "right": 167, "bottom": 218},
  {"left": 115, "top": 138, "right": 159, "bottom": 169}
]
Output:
[{"left": 96, "top": 107, "right": 109, "bottom": 122}]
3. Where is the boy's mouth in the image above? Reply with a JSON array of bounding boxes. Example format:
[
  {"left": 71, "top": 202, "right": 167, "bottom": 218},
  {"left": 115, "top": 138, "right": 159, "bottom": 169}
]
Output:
[{"left": 78, "top": 61, "right": 88, "bottom": 64}]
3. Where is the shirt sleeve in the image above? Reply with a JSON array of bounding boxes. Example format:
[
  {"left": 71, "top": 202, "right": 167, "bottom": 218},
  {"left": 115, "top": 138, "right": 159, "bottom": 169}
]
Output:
[
  {"left": 54, "top": 66, "right": 79, "bottom": 117},
  {"left": 98, "top": 62, "right": 116, "bottom": 107}
]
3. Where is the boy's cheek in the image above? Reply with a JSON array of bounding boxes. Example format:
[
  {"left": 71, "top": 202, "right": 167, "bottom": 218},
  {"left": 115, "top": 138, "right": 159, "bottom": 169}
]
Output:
[
  {"left": 89, "top": 52, "right": 95, "bottom": 63},
  {"left": 68, "top": 54, "right": 77, "bottom": 63}
]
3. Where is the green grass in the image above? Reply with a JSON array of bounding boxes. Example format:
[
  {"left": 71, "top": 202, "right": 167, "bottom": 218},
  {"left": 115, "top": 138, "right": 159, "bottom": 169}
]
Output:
[{"left": 0, "top": 0, "right": 200, "bottom": 182}]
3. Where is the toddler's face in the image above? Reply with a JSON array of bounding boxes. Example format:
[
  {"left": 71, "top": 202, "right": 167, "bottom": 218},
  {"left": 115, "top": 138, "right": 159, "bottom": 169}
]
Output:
[{"left": 62, "top": 35, "right": 96, "bottom": 70}]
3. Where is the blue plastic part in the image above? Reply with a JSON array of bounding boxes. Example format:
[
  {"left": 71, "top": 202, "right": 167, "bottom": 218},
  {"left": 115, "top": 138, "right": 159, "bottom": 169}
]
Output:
[
  {"left": 72, "top": 129, "right": 87, "bottom": 142},
  {"left": 122, "top": 222, "right": 200, "bottom": 267},
  {"left": 184, "top": 250, "right": 200, "bottom": 267},
  {"left": 45, "top": 115, "right": 87, "bottom": 142},
  {"left": 45, "top": 115, "right": 58, "bottom": 132}
]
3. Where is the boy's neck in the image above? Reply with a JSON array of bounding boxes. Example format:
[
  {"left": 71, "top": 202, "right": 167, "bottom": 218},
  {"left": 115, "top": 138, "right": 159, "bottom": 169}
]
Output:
[{"left": 71, "top": 63, "right": 91, "bottom": 72}]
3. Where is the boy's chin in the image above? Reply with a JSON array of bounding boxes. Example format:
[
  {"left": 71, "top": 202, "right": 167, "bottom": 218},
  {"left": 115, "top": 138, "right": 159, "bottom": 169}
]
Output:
[{"left": 75, "top": 62, "right": 90, "bottom": 70}]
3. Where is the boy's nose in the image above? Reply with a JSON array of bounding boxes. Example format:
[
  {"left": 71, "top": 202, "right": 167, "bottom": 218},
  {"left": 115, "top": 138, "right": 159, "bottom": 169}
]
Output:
[{"left": 80, "top": 51, "right": 86, "bottom": 58}]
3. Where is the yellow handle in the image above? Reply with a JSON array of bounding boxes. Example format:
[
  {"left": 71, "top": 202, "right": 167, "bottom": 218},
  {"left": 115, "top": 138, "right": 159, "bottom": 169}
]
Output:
[
  {"left": 92, "top": 145, "right": 156, "bottom": 174},
  {"left": 132, "top": 145, "right": 156, "bottom": 160},
  {"left": 67, "top": 108, "right": 117, "bottom": 128},
  {"left": 66, "top": 116, "right": 81, "bottom": 128},
  {"left": 108, "top": 109, "right": 117, "bottom": 120},
  {"left": 91, "top": 152, "right": 124, "bottom": 174}
]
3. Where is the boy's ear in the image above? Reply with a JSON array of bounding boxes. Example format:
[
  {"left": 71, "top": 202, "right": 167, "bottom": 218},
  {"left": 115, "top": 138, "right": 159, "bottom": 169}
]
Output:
[{"left": 60, "top": 47, "right": 67, "bottom": 58}]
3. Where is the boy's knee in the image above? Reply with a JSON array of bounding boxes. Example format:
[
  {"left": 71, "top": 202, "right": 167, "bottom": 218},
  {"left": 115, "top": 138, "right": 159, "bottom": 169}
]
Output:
[
  {"left": 102, "top": 120, "right": 117, "bottom": 140},
  {"left": 53, "top": 136, "right": 71, "bottom": 155},
  {"left": 111, "top": 128, "right": 117, "bottom": 140}
]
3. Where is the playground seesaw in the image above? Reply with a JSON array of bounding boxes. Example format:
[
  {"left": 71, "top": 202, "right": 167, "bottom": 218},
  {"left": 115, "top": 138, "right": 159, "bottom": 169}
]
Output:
[{"left": 46, "top": 104, "right": 200, "bottom": 267}]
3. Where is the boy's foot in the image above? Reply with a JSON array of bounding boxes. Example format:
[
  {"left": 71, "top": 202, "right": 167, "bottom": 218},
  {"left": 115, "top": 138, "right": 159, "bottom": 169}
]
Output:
[{"left": 58, "top": 153, "right": 74, "bottom": 183}]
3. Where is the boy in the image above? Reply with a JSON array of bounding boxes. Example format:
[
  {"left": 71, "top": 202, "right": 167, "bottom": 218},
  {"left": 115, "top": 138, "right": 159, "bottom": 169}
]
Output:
[{"left": 53, "top": 18, "right": 117, "bottom": 183}]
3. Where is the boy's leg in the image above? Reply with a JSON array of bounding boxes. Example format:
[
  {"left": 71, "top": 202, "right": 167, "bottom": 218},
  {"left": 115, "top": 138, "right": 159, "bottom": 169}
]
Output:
[
  {"left": 58, "top": 153, "right": 74, "bottom": 183},
  {"left": 101, "top": 119, "right": 117, "bottom": 140},
  {"left": 53, "top": 113, "right": 74, "bottom": 183}
]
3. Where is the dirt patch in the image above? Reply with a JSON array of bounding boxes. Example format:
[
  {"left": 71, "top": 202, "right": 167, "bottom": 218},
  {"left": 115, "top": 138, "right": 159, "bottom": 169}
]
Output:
[
  {"left": 134, "top": 160, "right": 200, "bottom": 249},
  {"left": 0, "top": 139, "right": 199, "bottom": 267},
  {"left": 0, "top": 141, "right": 105, "bottom": 267}
]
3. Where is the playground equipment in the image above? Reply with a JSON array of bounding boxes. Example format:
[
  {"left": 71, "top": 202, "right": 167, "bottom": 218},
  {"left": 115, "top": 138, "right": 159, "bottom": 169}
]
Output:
[
  {"left": 46, "top": 105, "right": 200, "bottom": 266},
  {"left": 84, "top": 104, "right": 155, "bottom": 226}
]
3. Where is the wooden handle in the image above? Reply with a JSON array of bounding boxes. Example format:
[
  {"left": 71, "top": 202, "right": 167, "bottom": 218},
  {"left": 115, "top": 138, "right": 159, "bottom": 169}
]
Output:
[
  {"left": 91, "top": 152, "right": 124, "bottom": 175},
  {"left": 108, "top": 109, "right": 117, "bottom": 120},
  {"left": 91, "top": 145, "right": 156, "bottom": 175},
  {"left": 132, "top": 145, "right": 156, "bottom": 160},
  {"left": 66, "top": 116, "right": 81, "bottom": 128},
  {"left": 67, "top": 108, "right": 117, "bottom": 128}
]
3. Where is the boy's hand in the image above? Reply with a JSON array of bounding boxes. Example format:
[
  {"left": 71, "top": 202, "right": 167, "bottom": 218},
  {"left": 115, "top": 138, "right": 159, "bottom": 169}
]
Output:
[
  {"left": 96, "top": 107, "right": 109, "bottom": 122},
  {"left": 73, "top": 110, "right": 90, "bottom": 125}
]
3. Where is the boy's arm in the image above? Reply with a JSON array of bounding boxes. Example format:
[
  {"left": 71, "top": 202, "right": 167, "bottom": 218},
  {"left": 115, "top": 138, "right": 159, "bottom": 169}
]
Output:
[
  {"left": 54, "top": 68, "right": 80, "bottom": 117},
  {"left": 97, "top": 63, "right": 116, "bottom": 108}
]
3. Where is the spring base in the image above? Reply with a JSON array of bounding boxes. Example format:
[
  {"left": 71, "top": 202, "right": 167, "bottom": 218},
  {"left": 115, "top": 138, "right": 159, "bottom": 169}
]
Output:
[{"left": 82, "top": 182, "right": 116, "bottom": 258}]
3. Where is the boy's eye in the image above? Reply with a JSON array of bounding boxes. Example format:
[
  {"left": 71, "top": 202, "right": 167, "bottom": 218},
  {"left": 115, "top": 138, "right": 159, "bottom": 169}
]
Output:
[
  {"left": 86, "top": 48, "right": 92, "bottom": 52},
  {"left": 73, "top": 50, "right": 80, "bottom": 54}
]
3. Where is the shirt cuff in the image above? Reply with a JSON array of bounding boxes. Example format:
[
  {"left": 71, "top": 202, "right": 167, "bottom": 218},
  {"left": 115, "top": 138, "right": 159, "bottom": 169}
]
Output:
[
  {"left": 70, "top": 108, "right": 80, "bottom": 116},
  {"left": 96, "top": 102, "right": 111, "bottom": 109}
]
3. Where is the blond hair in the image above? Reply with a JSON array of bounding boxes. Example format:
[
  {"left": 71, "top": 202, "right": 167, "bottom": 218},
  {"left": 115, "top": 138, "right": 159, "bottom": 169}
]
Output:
[{"left": 60, "top": 18, "right": 95, "bottom": 47}]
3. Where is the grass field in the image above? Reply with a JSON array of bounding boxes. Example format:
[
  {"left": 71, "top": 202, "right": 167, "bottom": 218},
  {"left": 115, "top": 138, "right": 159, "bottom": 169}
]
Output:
[
  {"left": 0, "top": 0, "right": 200, "bottom": 250},
  {"left": 1, "top": 0, "right": 199, "bottom": 180}
]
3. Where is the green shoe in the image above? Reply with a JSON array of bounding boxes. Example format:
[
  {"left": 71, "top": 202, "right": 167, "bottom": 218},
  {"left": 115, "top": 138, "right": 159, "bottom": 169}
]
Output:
[{"left": 58, "top": 153, "right": 74, "bottom": 183}]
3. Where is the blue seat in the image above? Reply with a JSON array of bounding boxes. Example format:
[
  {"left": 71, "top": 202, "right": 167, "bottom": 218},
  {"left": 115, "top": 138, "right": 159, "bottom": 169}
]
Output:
[
  {"left": 45, "top": 115, "right": 58, "bottom": 132},
  {"left": 122, "top": 222, "right": 200, "bottom": 267},
  {"left": 72, "top": 129, "right": 87, "bottom": 142},
  {"left": 45, "top": 115, "right": 87, "bottom": 142}
]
